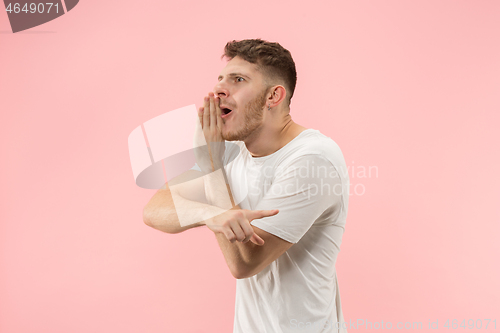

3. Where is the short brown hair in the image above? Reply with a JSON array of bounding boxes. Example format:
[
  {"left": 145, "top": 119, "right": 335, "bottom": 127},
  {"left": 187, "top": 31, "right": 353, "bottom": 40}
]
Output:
[{"left": 222, "top": 39, "right": 297, "bottom": 108}]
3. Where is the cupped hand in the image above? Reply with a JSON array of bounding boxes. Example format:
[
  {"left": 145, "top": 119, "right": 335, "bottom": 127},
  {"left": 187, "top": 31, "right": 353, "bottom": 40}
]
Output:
[{"left": 194, "top": 93, "right": 225, "bottom": 173}]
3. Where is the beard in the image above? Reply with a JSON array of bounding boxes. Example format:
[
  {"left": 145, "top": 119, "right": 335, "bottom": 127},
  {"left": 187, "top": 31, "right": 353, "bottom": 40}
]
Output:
[{"left": 221, "top": 87, "right": 268, "bottom": 141}]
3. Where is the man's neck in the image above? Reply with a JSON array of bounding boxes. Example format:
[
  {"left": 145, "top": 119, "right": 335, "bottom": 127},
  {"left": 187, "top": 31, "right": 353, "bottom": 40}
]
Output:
[{"left": 244, "top": 115, "right": 307, "bottom": 158}]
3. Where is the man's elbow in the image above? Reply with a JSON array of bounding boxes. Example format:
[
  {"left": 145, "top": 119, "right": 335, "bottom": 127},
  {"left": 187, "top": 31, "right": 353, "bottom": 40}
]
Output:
[
  {"left": 143, "top": 206, "right": 153, "bottom": 226},
  {"left": 231, "top": 269, "right": 249, "bottom": 280},
  {"left": 142, "top": 205, "right": 177, "bottom": 234},
  {"left": 230, "top": 263, "right": 259, "bottom": 280},
  {"left": 143, "top": 206, "right": 161, "bottom": 231}
]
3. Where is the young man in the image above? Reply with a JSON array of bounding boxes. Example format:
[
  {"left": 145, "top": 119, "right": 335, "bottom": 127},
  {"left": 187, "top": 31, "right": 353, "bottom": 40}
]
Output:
[{"left": 143, "top": 39, "right": 349, "bottom": 333}]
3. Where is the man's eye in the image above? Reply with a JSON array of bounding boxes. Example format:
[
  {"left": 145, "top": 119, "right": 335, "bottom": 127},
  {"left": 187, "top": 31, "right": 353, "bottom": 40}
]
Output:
[{"left": 236, "top": 77, "right": 244, "bottom": 82}]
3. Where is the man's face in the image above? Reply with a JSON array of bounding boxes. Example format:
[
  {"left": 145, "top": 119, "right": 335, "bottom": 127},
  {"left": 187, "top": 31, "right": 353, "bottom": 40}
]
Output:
[{"left": 214, "top": 56, "right": 269, "bottom": 141}]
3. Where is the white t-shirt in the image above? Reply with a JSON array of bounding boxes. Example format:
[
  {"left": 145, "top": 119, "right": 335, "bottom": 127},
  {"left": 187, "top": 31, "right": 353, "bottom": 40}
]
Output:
[{"left": 193, "top": 129, "right": 349, "bottom": 333}]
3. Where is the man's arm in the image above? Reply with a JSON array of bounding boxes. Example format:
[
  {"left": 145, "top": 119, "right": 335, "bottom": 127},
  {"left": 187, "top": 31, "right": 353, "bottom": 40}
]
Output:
[
  {"left": 207, "top": 154, "right": 344, "bottom": 279},
  {"left": 188, "top": 93, "right": 294, "bottom": 279},
  {"left": 144, "top": 93, "right": 294, "bottom": 279},
  {"left": 143, "top": 165, "right": 292, "bottom": 279},
  {"left": 142, "top": 169, "right": 226, "bottom": 233},
  {"left": 203, "top": 166, "right": 294, "bottom": 279},
  {"left": 142, "top": 166, "right": 294, "bottom": 279},
  {"left": 213, "top": 222, "right": 294, "bottom": 279}
]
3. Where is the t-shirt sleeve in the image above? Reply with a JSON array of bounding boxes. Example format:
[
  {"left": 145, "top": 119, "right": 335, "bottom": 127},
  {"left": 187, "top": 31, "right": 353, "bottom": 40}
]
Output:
[{"left": 251, "top": 154, "right": 343, "bottom": 244}]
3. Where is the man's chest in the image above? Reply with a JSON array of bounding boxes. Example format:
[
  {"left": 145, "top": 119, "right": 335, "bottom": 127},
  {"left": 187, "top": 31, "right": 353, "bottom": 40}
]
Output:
[{"left": 226, "top": 159, "right": 276, "bottom": 210}]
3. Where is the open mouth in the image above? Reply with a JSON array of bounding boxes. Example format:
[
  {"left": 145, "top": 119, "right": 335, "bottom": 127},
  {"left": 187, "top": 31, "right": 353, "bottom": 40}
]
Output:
[{"left": 221, "top": 107, "right": 233, "bottom": 118}]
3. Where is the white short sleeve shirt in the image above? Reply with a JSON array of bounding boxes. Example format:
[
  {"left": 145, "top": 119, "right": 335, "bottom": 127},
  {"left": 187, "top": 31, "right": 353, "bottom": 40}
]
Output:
[{"left": 194, "top": 129, "right": 349, "bottom": 333}]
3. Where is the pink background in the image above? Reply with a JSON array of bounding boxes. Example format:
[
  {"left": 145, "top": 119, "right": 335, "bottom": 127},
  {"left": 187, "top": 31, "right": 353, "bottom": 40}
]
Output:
[{"left": 1, "top": 1, "right": 499, "bottom": 332}]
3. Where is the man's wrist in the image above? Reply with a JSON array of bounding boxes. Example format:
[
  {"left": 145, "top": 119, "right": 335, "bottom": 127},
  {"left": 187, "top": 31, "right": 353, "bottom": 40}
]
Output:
[
  {"left": 204, "top": 168, "right": 233, "bottom": 209},
  {"left": 212, "top": 159, "right": 224, "bottom": 172},
  {"left": 199, "top": 159, "right": 223, "bottom": 174}
]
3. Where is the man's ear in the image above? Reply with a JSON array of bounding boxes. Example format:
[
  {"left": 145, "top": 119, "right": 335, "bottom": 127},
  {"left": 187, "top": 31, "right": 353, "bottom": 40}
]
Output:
[{"left": 267, "top": 85, "right": 287, "bottom": 109}]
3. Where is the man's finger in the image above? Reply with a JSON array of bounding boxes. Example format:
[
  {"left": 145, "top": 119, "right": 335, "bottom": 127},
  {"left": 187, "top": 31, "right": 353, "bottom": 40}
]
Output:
[
  {"left": 225, "top": 230, "right": 237, "bottom": 243},
  {"left": 203, "top": 96, "right": 210, "bottom": 128},
  {"left": 250, "top": 233, "right": 265, "bottom": 246},
  {"left": 215, "top": 96, "right": 222, "bottom": 129},
  {"left": 209, "top": 94, "right": 216, "bottom": 131},
  {"left": 248, "top": 209, "right": 279, "bottom": 221},
  {"left": 240, "top": 221, "right": 255, "bottom": 243},
  {"left": 230, "top": 221, "right": 247, "bottom": 242}
]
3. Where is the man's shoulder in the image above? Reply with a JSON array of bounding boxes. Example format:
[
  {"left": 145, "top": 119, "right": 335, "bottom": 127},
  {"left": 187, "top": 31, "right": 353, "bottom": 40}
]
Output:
[
  {"left": 278, "top": 129, "right": 347, "bottom": 173},
  {"left": 286, "top": 129, "right": 341, "bottom": 156}
]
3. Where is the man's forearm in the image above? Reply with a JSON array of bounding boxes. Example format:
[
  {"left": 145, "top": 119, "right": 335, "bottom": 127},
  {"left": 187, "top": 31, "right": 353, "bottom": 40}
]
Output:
[
  {"left": 203, "top": 167, "right": 236, "bottom": 209},
  {"left": 144, "top": 166, "right": 259, "bottom": 278},
  {"left": 203, "top": 168, "right": 260, "bottom": 278},
  {"left": 143, "top": 185, "right": 226, "bottom": 234}
]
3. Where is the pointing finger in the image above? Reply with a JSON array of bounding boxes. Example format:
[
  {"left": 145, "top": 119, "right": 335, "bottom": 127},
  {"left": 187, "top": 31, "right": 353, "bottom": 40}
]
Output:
[{"left": 248, "top": 209, "right": 279, "bottom": 221}]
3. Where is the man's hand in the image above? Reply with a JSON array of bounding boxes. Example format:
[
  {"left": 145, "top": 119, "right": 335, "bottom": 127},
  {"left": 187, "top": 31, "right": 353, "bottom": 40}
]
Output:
[
  {"left": 194, "top": 92, "right": 225, "bottom": 174},
  {"left": 206, "top": 209, "right": 280, "bottom": 246}
]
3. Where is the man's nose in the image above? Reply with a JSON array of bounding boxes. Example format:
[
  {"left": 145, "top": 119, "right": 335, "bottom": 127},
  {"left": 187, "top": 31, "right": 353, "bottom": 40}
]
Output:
[{"left": 214, "top": 81, "right": 229, "bottom": 98}]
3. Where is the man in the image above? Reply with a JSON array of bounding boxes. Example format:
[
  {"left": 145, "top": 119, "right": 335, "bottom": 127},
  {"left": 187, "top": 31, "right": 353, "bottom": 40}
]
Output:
[{"left": 143, "top": 39, "right": 349, "bottom": 333}]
